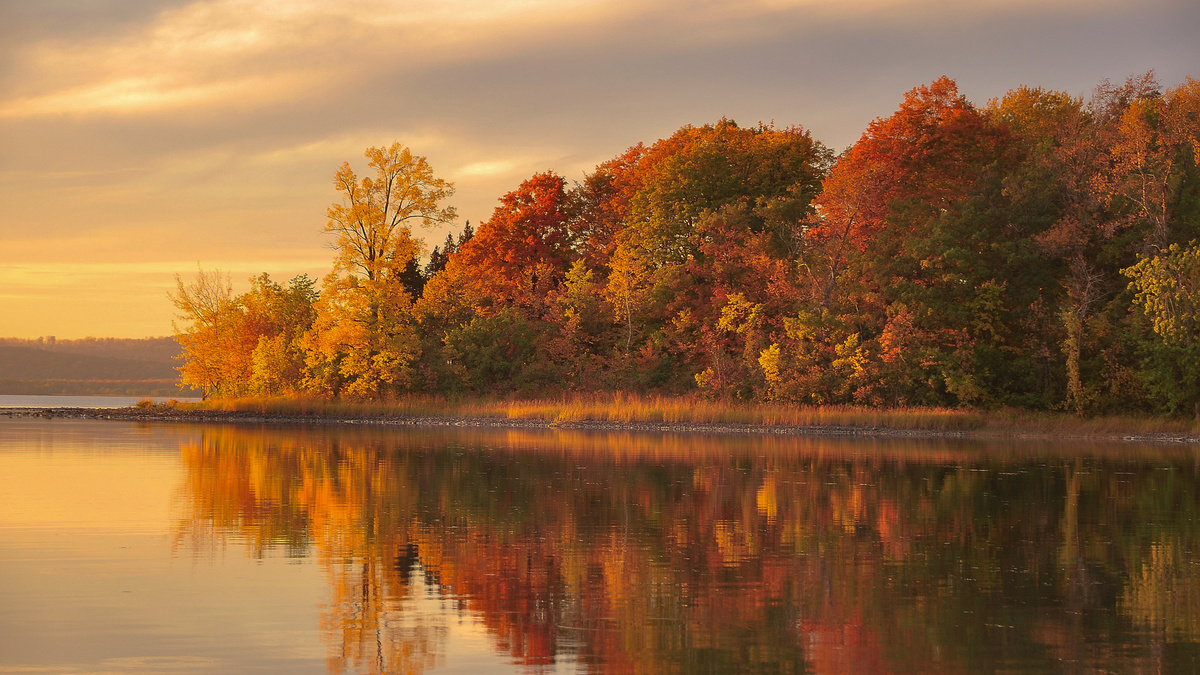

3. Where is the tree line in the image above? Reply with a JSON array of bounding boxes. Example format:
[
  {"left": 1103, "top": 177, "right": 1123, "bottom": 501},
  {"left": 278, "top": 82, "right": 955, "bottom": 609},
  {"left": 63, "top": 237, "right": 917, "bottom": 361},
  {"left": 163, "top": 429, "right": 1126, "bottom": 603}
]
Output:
[
  {"left": 173, "top": 73, "right": 1200, "bottom": 415},
  {"left": 0, "top": 336, "right": 181, "bottom": 363}
]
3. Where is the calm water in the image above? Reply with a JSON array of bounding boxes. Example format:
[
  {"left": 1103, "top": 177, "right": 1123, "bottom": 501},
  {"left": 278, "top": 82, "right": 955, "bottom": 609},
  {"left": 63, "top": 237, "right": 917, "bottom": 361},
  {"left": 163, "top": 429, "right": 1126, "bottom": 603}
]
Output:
[
  {"left": 0, "top": 394, "right": 201, "bottom": 409},
  {"left": 2, "top": 419, "right": 1199, "bottom": 673}
]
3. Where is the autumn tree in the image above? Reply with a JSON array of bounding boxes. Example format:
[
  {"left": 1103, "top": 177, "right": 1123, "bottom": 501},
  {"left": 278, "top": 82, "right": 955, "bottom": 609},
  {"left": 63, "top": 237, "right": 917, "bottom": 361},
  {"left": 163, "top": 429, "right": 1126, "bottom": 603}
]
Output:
[
  {"left": 245, "top": 274, "right": 318, "bottom": 395},
  {"left": 306, "top": 143, "right": 456, "bottom": 398},
  {"left": 171, "top": 270, "right": 317, "bottom": 398},
  {"left": 604, "top": 242, "right": 652, "bottom": 357},
  {"left": 454, "top": 172, "right": 574, "bottom": 310},
  {"left": 570, "top": 128, "right": 712, "bottom": 271},
  {"left": 685, "top": 205, "right": 804, "bottom": 398},
  {"left": 325, "top": 142, "right": 456, "bottom": 281},
  {"left": 1094, "top": 75, "right": 1200, "bottom": 250},
  {"left": 782, "top": 77, "right": 1055, "bottom": 407},
  {"left": 304, "top": 270, "right": 424, "bottom": 399},
  {"left": 171, "top": 268, "right": 237, "bottom": 399},
  {"left": 571, "top": 145, "right": 653, "bottom": 269},
  {"left": 1125, "top": 242, "right": 1200, "bottom": 417},
  {"left": 601, "top": 121, "right": 830, "bottom": 391},
  {"left": 412, "top": 173, "right": 577, "bottom": 393}
]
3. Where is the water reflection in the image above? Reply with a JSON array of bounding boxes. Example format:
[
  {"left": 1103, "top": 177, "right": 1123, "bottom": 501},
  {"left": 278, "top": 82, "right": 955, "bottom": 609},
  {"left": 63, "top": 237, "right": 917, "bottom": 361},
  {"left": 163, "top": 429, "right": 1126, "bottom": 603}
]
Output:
[{"left": 174, "top": 426, "right": 1200, "bottom": 673}]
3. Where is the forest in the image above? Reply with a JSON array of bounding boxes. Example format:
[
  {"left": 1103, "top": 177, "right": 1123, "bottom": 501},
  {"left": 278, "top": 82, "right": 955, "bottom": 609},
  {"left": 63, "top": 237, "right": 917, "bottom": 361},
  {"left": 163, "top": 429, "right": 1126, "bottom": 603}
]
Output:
[{"left": 172, "top": 73, "right": 1200, "bottom": 416}]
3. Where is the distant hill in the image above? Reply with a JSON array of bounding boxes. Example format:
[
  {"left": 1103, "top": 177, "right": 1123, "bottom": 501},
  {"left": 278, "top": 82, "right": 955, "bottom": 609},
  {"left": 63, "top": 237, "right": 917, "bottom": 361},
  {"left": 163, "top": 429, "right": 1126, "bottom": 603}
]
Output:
[
  {"left": 0, "top": 336, "right": 180, "bottom": 363},
  {"left": 0, "top": 337, "right": 196, "bottom": 396},
  {"left": 0, "top": 379, "right": 189, "bottom": 396},
  {"left": 0, "top": 345, "right": 178, "bottom": 380}
]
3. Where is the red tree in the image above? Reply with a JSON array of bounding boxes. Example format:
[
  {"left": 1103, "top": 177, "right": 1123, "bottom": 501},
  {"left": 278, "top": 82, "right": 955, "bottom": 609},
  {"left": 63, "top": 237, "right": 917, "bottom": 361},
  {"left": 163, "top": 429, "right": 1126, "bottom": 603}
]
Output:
[{"left": 455, "top": 172, "right": 574, "bottom": 309}]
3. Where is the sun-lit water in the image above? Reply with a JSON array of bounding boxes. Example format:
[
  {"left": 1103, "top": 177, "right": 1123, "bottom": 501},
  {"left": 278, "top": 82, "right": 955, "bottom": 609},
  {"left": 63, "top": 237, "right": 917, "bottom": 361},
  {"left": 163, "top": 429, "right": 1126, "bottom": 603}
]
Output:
[
  {"left": 2, "top": 418, "right": 1199, "bottom": 673},
  {"left": 0, "top": 394, "right": 201, "bottom": 409}
]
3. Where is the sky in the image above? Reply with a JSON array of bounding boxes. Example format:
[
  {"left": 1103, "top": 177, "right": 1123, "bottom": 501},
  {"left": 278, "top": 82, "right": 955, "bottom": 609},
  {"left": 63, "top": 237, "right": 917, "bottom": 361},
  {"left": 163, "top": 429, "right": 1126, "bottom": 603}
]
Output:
[{"left": 0, "top": 0, "right": 1197, "bottom": 339}]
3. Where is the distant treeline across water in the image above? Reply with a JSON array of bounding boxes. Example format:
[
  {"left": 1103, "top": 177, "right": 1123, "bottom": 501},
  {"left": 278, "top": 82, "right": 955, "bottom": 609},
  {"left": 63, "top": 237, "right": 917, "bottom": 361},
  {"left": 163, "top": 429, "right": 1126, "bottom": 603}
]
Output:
[{"left": 0, "top": 337, "right": 198, "bottom": 396}]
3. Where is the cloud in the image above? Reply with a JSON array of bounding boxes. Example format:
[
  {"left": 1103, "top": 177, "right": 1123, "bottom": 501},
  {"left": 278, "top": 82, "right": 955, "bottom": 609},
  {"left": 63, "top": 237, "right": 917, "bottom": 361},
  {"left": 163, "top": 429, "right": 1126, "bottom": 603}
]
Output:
[
  {"left": 0, "top": 0, "right": 1197, "bottom": 337},
  {"left": 0, "top": 74, "right": 318, "bottom": 118},
  {"left": 454, "top": 160, "right": 519, "bottom": 179},
  {"left": 0, "top": 0, "right": 621, "bottom": 119},
  {"left": 0, "top": 259, "right": 330, "bottom": 282}
]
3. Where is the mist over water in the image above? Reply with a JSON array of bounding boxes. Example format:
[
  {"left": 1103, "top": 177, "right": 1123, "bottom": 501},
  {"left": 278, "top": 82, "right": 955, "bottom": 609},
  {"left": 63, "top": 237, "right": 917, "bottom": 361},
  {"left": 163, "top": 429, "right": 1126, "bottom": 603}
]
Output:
[{"left": 2, "top": 419, "right": 1199, "bottom": 673}]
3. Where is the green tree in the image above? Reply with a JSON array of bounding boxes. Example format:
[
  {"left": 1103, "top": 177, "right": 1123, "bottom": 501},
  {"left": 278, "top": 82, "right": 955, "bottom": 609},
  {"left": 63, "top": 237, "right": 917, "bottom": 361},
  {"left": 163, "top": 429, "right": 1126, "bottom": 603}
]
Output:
[
  {"left": 625, "top": 120, "right": 828, "bottom": 268},
  {"left": 441, "top": 309, "right": 538, "bottom": 394},
  {"left": 988, "top": 86, "right": 1099, "bottom": 411}
]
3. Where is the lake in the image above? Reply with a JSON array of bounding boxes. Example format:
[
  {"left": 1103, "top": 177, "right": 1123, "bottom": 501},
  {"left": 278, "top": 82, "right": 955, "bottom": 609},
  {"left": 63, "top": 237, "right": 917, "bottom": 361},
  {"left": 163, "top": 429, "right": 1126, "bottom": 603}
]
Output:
[
  {"left": 1, "top": 418, "right": 1198, "bottom": 673},
  {"left": 0, "top": 394, "right": 201, "bottom": 409}
]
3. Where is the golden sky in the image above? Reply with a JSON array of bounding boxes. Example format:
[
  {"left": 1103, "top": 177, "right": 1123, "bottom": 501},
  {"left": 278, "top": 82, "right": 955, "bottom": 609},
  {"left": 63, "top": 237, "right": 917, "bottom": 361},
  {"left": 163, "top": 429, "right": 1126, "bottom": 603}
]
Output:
[{"left": 0, "top": 0, "right": 1196, "bottom": 338}]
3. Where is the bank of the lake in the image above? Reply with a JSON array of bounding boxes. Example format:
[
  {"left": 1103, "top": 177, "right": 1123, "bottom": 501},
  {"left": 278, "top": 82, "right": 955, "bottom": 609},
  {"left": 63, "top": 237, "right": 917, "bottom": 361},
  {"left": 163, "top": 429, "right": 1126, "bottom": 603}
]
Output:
[{"left": 6, "top": 401, "right": 1200, "bottom": 446}]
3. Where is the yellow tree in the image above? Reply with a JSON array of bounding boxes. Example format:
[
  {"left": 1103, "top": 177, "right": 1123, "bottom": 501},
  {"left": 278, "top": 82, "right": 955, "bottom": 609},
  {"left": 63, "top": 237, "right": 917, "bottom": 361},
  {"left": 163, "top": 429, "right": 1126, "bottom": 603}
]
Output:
[
  {"left": 170, "top": 268, "right": 237, "bottom": 399},
  {"left": 172, "top": 270, "right": 318, "bottom": 398},
  {"left": 244, "top": 274, "right": 319, "bottom": 396},
  {"left": 1126, "top": 242, "right": 1200, "bottom": 346},
  {"left": 307, "top": 143, "right": 456, "bottom": 398},
  {"left": 326, "top": 142, "right": 456, "bottom": 282},
  {"left": 604, "top": 236, "right": 652, "bottom": 356},
  {"left": 1124, "top": 242, "right": 1200, "bottom": 416},
  {"left": 304, "top": 272, "right": 424, "bottom": 398}
]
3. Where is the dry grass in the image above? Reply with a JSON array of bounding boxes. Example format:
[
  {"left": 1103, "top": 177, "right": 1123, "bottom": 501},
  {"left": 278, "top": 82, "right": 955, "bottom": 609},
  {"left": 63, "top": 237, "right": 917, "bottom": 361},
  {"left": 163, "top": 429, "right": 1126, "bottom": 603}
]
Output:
[
  {"left": 973, "top": 407, "right": 1200, "bottom": 437},
  {"left": 191, "top": 394, "right": 461, "bottom": 418},
  {"left": 497, "top": 393, "right": 986, "bottom": 429},
  {"left": 178, "top": 392, "right": 1200, "bottom": 438}
]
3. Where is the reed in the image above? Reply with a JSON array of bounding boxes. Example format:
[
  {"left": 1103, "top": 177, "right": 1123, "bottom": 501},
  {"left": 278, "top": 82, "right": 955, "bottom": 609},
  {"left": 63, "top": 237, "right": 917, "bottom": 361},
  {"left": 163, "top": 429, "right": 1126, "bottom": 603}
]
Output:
[
  {"left": 973, "top": 407, "right": 1200, "bottom": 437},
  {"left": 177, "top": 392, "right": 1200, "bottom": 438},
  {"left": 497, "top": 393, "right": 985, "bottom": 429},
  {"left": 184, "top": 393, "right": 974, "bottom": 430},
  {"left": 191, "top": 394, "right": 472, "bottom": 418}
]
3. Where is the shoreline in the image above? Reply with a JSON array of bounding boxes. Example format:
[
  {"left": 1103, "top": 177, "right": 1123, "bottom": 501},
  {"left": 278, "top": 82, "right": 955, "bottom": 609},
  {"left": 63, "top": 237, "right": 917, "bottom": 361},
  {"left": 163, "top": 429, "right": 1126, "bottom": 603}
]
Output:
[{"left": 5, "top": 405, "right": 1200, "bottom": 445}]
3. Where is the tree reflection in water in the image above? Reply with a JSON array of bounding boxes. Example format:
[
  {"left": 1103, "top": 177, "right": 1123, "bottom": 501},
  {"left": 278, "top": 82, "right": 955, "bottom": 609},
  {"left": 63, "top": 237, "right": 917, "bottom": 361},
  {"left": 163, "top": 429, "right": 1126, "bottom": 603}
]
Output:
[{"left": 172, "top": 426, "right": 1200, "bottom": 673}]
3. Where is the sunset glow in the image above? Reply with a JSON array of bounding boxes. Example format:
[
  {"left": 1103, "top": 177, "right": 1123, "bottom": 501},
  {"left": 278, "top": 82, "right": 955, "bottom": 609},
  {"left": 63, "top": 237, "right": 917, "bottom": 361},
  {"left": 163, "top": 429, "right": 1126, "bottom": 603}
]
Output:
[{"left": 0, "top": 0, "right": 1195, "bottom": 338}]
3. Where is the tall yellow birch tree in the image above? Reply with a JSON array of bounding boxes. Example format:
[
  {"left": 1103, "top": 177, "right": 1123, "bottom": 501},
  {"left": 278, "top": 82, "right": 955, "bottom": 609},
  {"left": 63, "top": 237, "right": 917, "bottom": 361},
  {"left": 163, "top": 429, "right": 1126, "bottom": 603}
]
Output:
[{"left": 305, "top": 143, "right": 457, "bottom": 398}]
